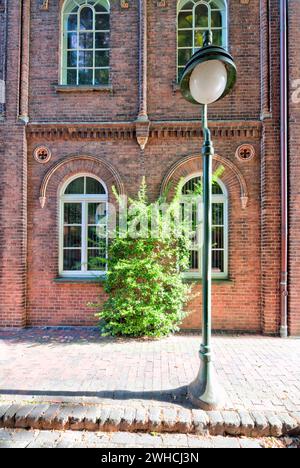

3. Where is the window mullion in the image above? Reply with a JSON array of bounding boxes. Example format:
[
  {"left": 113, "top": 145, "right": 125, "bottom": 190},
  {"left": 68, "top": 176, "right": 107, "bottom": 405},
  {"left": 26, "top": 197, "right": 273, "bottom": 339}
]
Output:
[
  {"left": 224, "top": 199, "right": 228, "bottom": 277},
  {"left": 76, "top": 9, "right": 79, "bottom": 85},
  {"left": 93, "top": 7, "right": 95, "bottom": 85},
  {"left": 82, "top": 201, "right": 87, "bottom": 273},
  {"left": 105, "top": 202, "right": 109, "bottom": 271},
  {"left": 192, "top": 5, "right": 195, "bottom": 54},
  {"left": 60, "top": 201, "right": 65, "bottom": 274}
]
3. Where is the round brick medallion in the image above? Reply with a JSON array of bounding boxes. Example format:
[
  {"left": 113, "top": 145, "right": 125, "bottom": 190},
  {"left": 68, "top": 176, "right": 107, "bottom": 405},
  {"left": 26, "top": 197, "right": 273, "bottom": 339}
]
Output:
[
  {"left": 235, "top": 144, "right": 255, "bottom": 162},
  {"left": 34, "top": 146, "right": 52, "bottom": 164}
]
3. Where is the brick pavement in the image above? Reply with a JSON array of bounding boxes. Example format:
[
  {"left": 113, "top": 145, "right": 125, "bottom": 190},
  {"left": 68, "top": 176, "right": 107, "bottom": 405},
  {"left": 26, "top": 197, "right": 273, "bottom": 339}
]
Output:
[
  {"left": 1, "top": 428, "right": 288, "bottom": 448},
  {"left": 0, "top": 329, "right": 299, "bottom": 414}
]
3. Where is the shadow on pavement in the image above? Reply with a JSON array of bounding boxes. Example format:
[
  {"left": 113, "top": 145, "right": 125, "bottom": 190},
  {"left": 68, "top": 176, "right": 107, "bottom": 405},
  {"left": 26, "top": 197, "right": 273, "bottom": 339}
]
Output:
[{"left": 0, "top": 386, "right": 191, "bottom": 407}]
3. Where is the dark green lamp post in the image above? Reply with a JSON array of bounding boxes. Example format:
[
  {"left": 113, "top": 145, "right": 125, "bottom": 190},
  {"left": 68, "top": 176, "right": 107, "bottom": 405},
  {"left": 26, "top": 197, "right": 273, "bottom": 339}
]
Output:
[{"left": 180, "top": 31, "right": 237, "bottom": 410}]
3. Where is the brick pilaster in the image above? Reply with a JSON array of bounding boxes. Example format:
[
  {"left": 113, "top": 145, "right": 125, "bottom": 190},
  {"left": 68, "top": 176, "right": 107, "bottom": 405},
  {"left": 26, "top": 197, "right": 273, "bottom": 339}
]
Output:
[
  {"left": 0, "top": 1, "right": 28, "bottom": 326},
  {"left": 260, "top": 0, "right": 281, "bottom": 335}
]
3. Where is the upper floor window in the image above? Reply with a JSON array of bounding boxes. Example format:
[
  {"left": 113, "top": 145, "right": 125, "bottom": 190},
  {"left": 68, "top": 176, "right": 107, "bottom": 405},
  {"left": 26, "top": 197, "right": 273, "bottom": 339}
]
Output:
[
  {"left": 177, "top": 0, "right": 228, "bottom": 81},
  {"left": 60, "top": 175, "right": 108, "bottom": 276},
  {"left": 181, "top": 174, "right": 228, "bottom": 278},
  {"left": 61, "top": 0, "right": 110, "bottom": 86}
]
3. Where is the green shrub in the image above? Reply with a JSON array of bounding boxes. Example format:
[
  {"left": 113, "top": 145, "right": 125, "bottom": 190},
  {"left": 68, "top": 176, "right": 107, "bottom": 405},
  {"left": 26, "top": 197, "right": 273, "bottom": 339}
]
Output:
[{"left": 93, "top": 179, "right": 192, "bottom": 338}]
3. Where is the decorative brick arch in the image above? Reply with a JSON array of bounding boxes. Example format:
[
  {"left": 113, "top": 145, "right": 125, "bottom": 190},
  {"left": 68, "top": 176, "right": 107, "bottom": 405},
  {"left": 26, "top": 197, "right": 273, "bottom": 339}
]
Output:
[
  {"left": 39, "top": 154, "right": 125, "bottom": 207},
  {"left": 160, "top": 154, "right": 249, "bottom": 208}
]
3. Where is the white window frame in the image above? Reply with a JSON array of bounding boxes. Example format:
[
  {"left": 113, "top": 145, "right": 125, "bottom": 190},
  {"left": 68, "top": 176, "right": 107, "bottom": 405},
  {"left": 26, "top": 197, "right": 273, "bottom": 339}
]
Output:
[
  {"left": 177, "top": 0, "right": 228, "bottom": 81},
  {"left": 60, "top": 0, "right": 111, "bottom": 86},
  {"left": 59, "top": 173, "right": 108, "bottom": 278},
  {"left": 180, "top": 172, "right": 228, "bottom": 280}
]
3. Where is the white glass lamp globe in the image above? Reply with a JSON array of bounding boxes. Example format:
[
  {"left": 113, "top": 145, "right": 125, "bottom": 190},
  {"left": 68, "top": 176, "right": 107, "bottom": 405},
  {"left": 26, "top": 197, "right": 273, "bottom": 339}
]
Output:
[{"left": 189, "top": 60, "right": 228, "bottom": 105}]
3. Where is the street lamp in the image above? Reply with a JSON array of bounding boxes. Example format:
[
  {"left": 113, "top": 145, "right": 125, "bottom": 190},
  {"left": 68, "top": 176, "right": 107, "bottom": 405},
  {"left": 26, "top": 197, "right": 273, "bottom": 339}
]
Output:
[{"left": 180, "top": 31, "right": 237, "bottom": 410}]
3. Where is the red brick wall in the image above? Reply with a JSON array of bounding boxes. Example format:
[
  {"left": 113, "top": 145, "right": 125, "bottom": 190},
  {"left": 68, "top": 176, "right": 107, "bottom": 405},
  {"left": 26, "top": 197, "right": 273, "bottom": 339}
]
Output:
[
  {"left": 26, "top": 131, "right": 261, "bottom": 332},
  {"left": 147, "top": 0, "right": 261, "bottom": 121},
  {"left": 26, "top": 138, "right": 137, "bottom": 326},
  {"left": 259, "top": 0, "right": 281, "bottom": 335},
  {"left": 0, "top": 1, "right": 28, "bottom": 327},
  {"left": 0, "top": 0, "right": 292, "bottom": 335},
  {"left": 28, "top": 0, "right": 139, "bottom": 122}
]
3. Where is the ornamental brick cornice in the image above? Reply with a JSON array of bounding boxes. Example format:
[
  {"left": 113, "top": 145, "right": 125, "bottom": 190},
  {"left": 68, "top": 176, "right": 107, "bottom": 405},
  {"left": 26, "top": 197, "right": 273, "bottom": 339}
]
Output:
[
  {"left": 27, "top": 122, "right": 136, "bottom": 141},
  {"left": 26, "top": 120, "right": 261, "bottom": 141},
  {"left": 149, "top": 120, "right": 262, "bottom": 139}
]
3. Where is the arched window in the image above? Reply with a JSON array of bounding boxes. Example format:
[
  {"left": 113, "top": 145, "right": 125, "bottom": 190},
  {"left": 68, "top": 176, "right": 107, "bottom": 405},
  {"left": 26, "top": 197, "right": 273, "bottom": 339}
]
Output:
[
  {"left": 61, "top": 0, "right": 110, "bottom": 86},
  {"left": 177, "top": 0, "right": 227, "bottom": 81},
  {"left": 60, "top": 175, "right": 108, "bottom": 276},
  {"left": 181, "top": 174, "right": 228, "bottom": 278}
]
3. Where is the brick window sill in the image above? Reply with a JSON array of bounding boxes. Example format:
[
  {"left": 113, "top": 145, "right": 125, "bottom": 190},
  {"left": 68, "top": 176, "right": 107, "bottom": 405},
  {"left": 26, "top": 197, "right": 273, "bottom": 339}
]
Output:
[
  {"left": 183, "top": 277, "right": 233, "bottom": 284},
  {"left": 54, "top": 85, "right": 113, "bottom": 93},
  {"left": 54, "top": 276, "right": 232, "bottom": 285},
  {"left": 54, "top": 276, "right": 106, "bottom": 284}
]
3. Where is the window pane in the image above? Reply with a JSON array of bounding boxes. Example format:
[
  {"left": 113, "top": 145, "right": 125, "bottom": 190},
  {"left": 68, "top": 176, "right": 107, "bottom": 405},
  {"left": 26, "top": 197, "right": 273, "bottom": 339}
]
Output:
[
  {"left": 178, "top": 67, "right": 185, "bottom": 81},
  {"left": 88, "top": 203, "right": 107, "bottom": 224},
  {"left": 212, "top": 29, "right": 222, "bottom": 46},
  {"left": 88, "top": 226, "right": 106, "bottom": 247},
  {"left": 212, "top": 203, "right": 224, "bottom": 225},
  {"left": 64, "top": 249, "right": 82, "bottom": 271},
  {"left": 212, "top": 226, "right": 224, "bottom": 249},
  {"left": 80, "top": 7, "right": 93, "bottom": 30},
  {"left": 86, "top": 177, "right": 106, "bottom": 195},
  {"left": 67, "top": 51, "right": 77, "bottom": 67},
  {"left": 64, "top": 226, "right": 82, "bottom": 247},
  {"left": 178, "top": 48, "right": 193, "bottom": 67},
  {"left": 195, "top": 4, "right": 208, "bottom": 28},
  {"left": 94, "top": 3, "right": 108, "bottom": 13},
  {"left": 65, "top": 177, "right": 84, "bottom": 195},
  {"left": 95, "top": 32, "right": 110, "bottom": 48},
  {"left": 88, "top": 249, "right": 107, "bottom": 271},
  {"left": 194, "top": 31, "right": 204, "bottom": 48},
  {"left": 210, "top": 1, "right": 221, "bottom": 9},
  {"left": 178, "top": 30, "right": 192, "bottom": 47},
  {"left": 181, "top": 1, "right": 194, "bottom": 9},
  {"left": 78, "top": 50, "right": 93, "bottom": 67},
  {"left": 95, "top": 14, "right": 110, "bottom": 30},
  {"left": 211, "top": 10, "right": 222, "bottom": 28},
  {"left": 178, "top": 12, "right": 193, "bottom": 29},
  {"left": 212, "top": 182, "right": 223, "bottom": 194},
  {"left": 67, "top": 14, "right": 77, "bottom": 31},
  {"left": 182, "top": 176, "right": 202, "bottom": 195},
  {"left": 67, "top": 69, "right": 77, "bottom": 85},
  {"left": 95, "top": 69, "right": 109, "bottom": 85},
  {"left": 79, "top": 32, "right": 93, "bottom": 48},
  {"left": 182, "top": 178, "right": 222, "bottom": 196},
  {"left": 95, "top": 50, "right": 109, "bottom": 67},
  {"left": 189, "top": 250, "right": 199, "bottom": 270},
  {"left": 69, "top": 3, "right": 78, "bottom": 14},
  {"left": 68, "top": 32, "right": 78, "bottom": 49},
  {"left": 64, "top": 203, "right": 82, "bottom": 224},
  {"left": 78, "top": 68, "right": 93, "bottom": 85},
  {"left": 212, "top": 250, "right": 224, "bottom": 273}
]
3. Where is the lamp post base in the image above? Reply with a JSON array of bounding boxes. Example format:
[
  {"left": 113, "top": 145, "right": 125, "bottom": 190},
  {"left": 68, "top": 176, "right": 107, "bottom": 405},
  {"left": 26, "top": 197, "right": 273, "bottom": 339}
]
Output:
[{"left": 188, "top": 359, "right": 228, "bottom": 411}]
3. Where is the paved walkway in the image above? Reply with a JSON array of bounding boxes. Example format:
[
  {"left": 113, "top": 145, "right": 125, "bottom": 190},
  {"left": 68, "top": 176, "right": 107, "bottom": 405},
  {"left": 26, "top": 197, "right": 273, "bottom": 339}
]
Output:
[
  {"left": 1, "top": 429, "right": 291, "bottom": 448},
  {"left": 0, "top": 328, "right": 299, "bottom": 414}
]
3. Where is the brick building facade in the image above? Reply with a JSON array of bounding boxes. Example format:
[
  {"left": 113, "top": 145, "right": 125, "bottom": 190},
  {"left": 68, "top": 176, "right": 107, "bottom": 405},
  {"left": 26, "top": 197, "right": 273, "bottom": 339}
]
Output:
[{"left": 0, "top": 0, "right": 298, "bottom": 335}]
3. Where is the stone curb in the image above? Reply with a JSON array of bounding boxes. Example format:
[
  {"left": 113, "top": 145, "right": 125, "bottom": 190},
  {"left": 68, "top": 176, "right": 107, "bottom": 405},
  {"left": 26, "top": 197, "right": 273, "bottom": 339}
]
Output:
[{"left": 0, "top": 403, "right": 299, "bottom": 438}]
